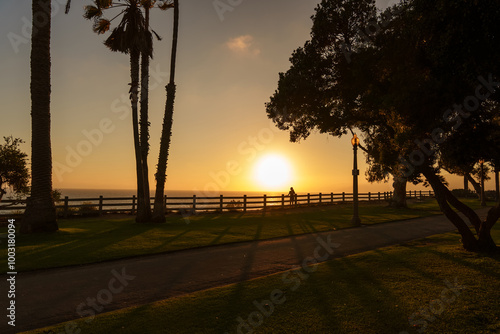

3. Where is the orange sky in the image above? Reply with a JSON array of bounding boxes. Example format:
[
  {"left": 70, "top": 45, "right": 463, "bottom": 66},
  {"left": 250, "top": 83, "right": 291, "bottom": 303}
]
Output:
[{"left": 0, "top": 0, "right": 496, "bottom": 195}]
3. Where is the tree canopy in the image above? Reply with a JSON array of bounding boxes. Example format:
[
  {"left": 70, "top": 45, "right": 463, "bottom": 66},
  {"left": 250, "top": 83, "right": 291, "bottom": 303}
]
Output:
[{"left": 266, "top": 0, "right": 500, "bottom": 251}]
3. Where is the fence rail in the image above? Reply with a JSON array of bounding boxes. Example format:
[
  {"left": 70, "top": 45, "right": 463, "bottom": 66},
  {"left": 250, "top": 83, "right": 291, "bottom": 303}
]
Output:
[{"left": 0, "top": 190, "right": 435, "bottom": 217}]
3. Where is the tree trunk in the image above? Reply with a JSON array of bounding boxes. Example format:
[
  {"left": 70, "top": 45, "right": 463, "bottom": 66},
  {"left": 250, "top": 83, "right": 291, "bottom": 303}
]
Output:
[
  {"left": 495, "top": 166, "right": 499, "bottom": 202},
  {"left": 130, "top": 49, "right": 148, "bottom": 223},
  {"left": 138, "top": 5, "right": 152, "bottom": 222},
  {"left": 423, "top": 167, "right": 498, "bottom": 252},
  {"left": 479, "top": 202, "right": 499, "bottom": 252},
  {"left": 465, "top": 173, "right": 481, "bottom": 198},
  {"left": 423, "top": 169, "right": 478, "bottom": 251},
  {"left": 22, "top": 0, "right": 58, "bottom": 233},
  {"left": 463, "top": 175, "right": 469, "bottom": 192},
  {"left": 390, "top": 176, "right": 407, "bottom": 207},
  {"left": 153, "top": 0, "right": 179, "bottom": 223}
]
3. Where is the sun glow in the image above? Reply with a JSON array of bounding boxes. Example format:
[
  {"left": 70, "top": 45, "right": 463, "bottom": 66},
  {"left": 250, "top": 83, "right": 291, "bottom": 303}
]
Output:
[{"left": 253, "top": 154, "right": 293, "bottom": 189}]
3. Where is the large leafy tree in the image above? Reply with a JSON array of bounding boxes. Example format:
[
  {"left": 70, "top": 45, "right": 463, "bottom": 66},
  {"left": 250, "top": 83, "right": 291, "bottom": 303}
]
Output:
[
  {"left": 0, "top": 137, "right": 29, "bottom": 204},
  {"left": 267, "top": 0, "right": 500, "bottom": 252},
  {"left": 152, "top": 0, "right": 179, "bottom": 222},
  {"left": 84, "top": 0, "right": 172, "bottom": 223},
  {"left": 22, "top": 0, "right": 58, "bottom": 233}
]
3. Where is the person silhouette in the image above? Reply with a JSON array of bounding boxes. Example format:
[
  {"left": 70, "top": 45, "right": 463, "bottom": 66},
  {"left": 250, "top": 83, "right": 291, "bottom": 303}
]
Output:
[{"left": 288, "top": 187, "right": 296, "bottom": 206}]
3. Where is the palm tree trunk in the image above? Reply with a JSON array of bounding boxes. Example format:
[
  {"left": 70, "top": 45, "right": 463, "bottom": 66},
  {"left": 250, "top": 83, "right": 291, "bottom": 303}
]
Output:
[
  {"left": 139, "top": 4, "right": 152, "bottom": 222},
  {"left": 22, "top": 0, "right": 58, "bottom": 233},
  {"left": 153, "top": 0, "right": 179, "bottom": 223},
  {"left": 130, "top": 49, "right": 148, "bottom": 223}
]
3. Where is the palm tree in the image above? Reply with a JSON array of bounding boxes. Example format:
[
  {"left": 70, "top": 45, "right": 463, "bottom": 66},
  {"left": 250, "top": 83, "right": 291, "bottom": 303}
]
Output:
[
  {"left": 152, "top": 0, "right": 179, "bottom": 222},
  {"left": 139, "top": 0, "right": 154, "bottom": 222},
  {"left": 84, "top": 0, "right": 171, "bottom": 222},
  {"left": 21, "top": 0, "right": 58, "bottom": 233}
]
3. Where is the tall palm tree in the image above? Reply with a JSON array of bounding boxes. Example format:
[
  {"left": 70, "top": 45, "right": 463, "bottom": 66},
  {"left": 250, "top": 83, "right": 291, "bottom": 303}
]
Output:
[
  {"left": 21, "top": 0, "right": 58, "bottom": 233},
  {"left": 139, "top": 0, "right": 154, "bottom": 222},
  {"left": 153, "top": 0, "right": 179, "bottom": 222}
]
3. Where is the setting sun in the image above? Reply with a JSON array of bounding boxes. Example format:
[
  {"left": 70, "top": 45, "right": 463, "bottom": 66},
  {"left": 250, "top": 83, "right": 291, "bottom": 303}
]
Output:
[{"left": 253, "top": 154, "right": 293, "bottom": 189}]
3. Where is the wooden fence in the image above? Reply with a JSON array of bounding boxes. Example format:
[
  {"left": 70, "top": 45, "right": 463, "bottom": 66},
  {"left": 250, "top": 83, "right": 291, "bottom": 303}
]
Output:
[{"left": 0, "top": 190, "right": 434, "bottom": 217}]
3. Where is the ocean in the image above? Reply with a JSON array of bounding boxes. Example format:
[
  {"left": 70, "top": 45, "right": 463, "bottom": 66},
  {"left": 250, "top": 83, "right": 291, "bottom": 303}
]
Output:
[{"left": 0, "top": 189, "right": 295, "bottom": 215}]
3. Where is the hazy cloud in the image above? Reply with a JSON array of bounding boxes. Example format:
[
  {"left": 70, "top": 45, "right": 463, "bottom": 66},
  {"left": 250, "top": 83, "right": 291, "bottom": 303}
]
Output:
[{"left": 226, "top": 35, "right": 261, "bottom": 56}]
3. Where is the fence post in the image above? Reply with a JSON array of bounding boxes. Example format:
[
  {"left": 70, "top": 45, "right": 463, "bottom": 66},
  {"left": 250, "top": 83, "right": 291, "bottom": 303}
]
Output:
[
  {"left": 368, "top": 192, "right": 371, "bottom": 201},
  {"left": 378, "top": 192, "right": 381, "bottom": 201},
  {"left": 342, "top": 192, "right": 345, "bottom": 202},
  {"left": 319, "top": 192, "right": 322, "bottom": 205},
  {"left": 307, "top": 193, "right": 310, "bottom": 205},
  {"left": 64, "top": 196, "right": 69, "bottom": 218},
  {"left": 99, "top": 195, "right": 103, "bottom": 216},
  {"left": 281, "top": 194, "right": 285, "bottom": 208},
  {"left": 263, "top": 194, "right": 267, "bottom": 211},
  {"left": 193, "top": 195, "right": 197, "bottom": 212},
  {"left": 243, "top": 195, "right": 247, "bottom": 212},
  {"left": 429, "top": 190, "right": 432, "bottom": 197},
  {"left": 331, "top": 192, "right": 334, "bottom": 203},
  {"left": 220, "top": 195, "right": 224, "bottom": 212},
  {"left": 131, "top": 195, "right": 136, "bottom": 215}
]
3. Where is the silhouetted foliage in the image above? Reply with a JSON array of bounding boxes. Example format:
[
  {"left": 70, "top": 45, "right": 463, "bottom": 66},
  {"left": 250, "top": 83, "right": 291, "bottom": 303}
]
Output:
[
  {"left": 0, "top": 137, "right": 29, "bottom": 203},
  {"left": 267, "top": 0, "right": 500, "bottom": 251}
]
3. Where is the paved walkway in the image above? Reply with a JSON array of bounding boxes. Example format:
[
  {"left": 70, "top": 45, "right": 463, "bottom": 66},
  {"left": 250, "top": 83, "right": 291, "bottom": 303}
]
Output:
[{"left": 0, "top": 209, "right": 491, "bottom": 333}]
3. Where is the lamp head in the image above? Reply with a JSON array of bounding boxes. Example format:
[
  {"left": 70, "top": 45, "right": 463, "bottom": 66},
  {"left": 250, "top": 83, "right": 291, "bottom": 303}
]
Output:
[{"left": 351, "top": 134, "right": 360, "bottom": 147}]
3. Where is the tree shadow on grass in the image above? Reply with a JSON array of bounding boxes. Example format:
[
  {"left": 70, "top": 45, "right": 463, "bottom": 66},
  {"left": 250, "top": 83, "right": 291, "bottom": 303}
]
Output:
[
  {"left": 398, "top": 238, "right": 500, "bottom": 280},
  {"left": 151, "top": 229, "right": 192, "bottom": 251},
  {"left": 317, "top": 256, "right": 412, "bottom": 332},
  {"left": 209, "top": 226, "right": 231, "bottom": 245}
]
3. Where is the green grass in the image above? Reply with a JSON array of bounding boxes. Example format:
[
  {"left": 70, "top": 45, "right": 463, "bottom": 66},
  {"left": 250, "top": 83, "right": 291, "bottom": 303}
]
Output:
[
  {"left": 25, "top": 225, "right": 500, "bottom": 334},
  {"left": 0, "top": 198, "right": 490, "bottom": 272}
]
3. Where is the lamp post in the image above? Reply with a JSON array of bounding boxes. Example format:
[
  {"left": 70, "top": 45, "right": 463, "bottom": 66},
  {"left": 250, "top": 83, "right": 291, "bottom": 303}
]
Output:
[
  {"left": 351, "top": 134, "right": 361, "bottom": 226},
  {"left": 480, "top": 159, "right": 486, "bottom": 206}
]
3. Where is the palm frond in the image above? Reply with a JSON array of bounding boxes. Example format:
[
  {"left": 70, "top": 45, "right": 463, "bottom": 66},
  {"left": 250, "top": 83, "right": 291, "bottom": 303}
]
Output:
[
  {"left": 152, "top": 29, "right": 162, "bottom": 41},
  {"left": 65, "top": 0, "right": 71, "bottom": 14},
  {"left": 93, "top": 18, "right": 111, "bottom": 34},
  {"left": 84, "top": 5, "right": 102, "bottom": 20},
  {"left": 157, "top": 0, "right": 174, "bottom": 10},
  {"left": 96, "top": 0, "right": 113, "bottom": 10},
  {"left": 104, "top": 5, "right": 148, "bottom": 53},
  {"left": 141, "top": 0, "right": 155, "bottom": 9}
]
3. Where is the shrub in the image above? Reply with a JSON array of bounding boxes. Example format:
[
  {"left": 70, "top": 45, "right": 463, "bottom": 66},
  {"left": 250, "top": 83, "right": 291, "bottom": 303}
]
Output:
[
  {"left": 451, "top": 189, "right": 477, "bottom": 198},
  {"left": 226, "top": 200, "right": 242, "bottom": 212},
  {"left": 79, "top": 202, "right": 99, "bottom": 216}
]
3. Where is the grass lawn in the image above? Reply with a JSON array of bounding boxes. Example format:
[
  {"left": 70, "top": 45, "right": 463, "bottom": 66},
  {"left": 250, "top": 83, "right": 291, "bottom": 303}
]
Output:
[
  {"left": 0, "top": 198, "right": 491, "bottom": 272},
  {"left": 26, "top": 225, "right": 500, "bottom": 334}
]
